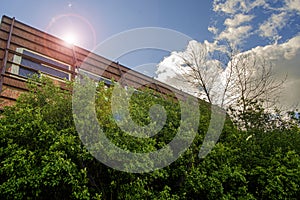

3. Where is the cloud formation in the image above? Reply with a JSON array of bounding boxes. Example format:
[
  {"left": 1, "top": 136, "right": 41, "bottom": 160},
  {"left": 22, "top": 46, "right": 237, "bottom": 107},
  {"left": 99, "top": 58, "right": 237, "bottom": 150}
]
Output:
[
  {"left": 229, "top": 35, "right": 300, "bottom": 109},
  {"left": 156, "top": 0, "right": 300, "bottom": 110},
  {"left": 259, "top": 12, "right": 288, "bottom": 42},
  {"left": 224, "top": 14, "right": 254, "bottom": 27},
  {"left": 218, "top": 25, "right": 252, "bottom": 45},
  {"left": 285, "top": 0, "right": 300, "bottom": 14},
  {"left": 212, "top": 0, "right": 300, "bottom": 45},
  {"left": 213, "top": 0, "right": 265, "bottom": 14}
]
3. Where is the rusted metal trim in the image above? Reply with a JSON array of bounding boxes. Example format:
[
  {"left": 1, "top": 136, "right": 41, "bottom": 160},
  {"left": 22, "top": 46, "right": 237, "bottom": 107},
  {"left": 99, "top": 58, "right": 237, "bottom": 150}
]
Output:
[
  {"left": 153, "top": 82, "right": 167, "bottom": 99},
  {"left": 0, "top": 17, "right": 15, "bottom": 92},
  {"left": 71, "top": 45, "right": 78, "bottom": 80},
  {"left": 116, "top": 62, "right": 127, "bottom": 86}
]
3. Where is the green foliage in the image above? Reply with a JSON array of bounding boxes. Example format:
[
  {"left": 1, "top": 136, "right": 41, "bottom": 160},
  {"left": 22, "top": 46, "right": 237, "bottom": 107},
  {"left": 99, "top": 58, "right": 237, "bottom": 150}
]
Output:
[
  {"left": 0, "top": 77, "right": 98, "bottom": 199},
  {"left": 0, "top": 77, "right": 299, "bottom": 199}
]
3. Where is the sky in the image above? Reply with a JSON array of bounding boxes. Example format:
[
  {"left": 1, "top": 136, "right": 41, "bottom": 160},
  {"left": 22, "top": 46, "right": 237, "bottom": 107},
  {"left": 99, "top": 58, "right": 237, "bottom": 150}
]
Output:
[
  {"left": 0, "top": 0, "right": 214, "bottom": 70},
  {"left": 1, "top": 0, "right": 300, "bottom": 109}
]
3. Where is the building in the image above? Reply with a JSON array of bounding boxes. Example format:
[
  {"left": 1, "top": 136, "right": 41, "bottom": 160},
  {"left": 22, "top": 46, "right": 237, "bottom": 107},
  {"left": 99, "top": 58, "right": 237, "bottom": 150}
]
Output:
[{"left": 0, "top": 15, "right": 189, "bottom": 109}]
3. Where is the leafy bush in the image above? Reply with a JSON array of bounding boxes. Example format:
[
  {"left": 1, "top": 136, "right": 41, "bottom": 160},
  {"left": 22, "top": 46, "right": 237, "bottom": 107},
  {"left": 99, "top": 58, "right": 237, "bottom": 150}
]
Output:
[{"left": 0, "top": 77, "right": 299, "bottom": 199}]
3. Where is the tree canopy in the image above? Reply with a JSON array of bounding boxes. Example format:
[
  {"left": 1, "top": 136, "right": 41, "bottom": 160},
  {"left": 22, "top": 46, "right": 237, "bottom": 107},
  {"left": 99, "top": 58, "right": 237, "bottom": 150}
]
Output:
[{"left": 0, "top": 77, "right": 299, "bottom": 199}]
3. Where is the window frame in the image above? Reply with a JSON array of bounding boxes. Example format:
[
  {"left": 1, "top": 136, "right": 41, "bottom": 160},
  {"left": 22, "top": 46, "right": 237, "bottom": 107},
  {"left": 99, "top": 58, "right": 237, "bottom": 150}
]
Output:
[
  {"left": 78, "top": 68, "right": 112, "bottom": 86},
  {"left": 11, "top": 48, "right": 71, "bottom": 81}
]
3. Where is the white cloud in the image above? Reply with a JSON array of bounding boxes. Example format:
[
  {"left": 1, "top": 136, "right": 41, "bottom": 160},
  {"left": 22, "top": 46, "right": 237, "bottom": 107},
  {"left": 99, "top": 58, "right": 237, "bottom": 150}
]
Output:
[
  {"left": 285, "top": 0, "right": 300, "bottom": 14},
  {"left": 156, "top": 0, "right": 300, "bottom": 109},
  {"left": 155, "top": 52, "right": 201, "bottom": 97},
  {"left": 213, "top": 0, "right": 300, "bottom": 45},
  {"left": 155, "top": 52, "right": 182, "bottom": 82},
  {"left": 156, "top": 35, "right": 300, "bottom": 109},
  {"left": 203, "top": 40, "right": 227, "bottom": 53},
  {"left": 215, "top": 13, "right": 254, "bottom": 46},
  {"left": 224, "top": 14, "right": 254, "bottom": 27},
  {"left": 208, "top": 26, "right": 218, "bottom": 35},
  {"left": 213, "top": 0, "right": 247, "bottom": 14},
  {"left": 230, "top": 35, "right": 300, "bottom": 109},
  {"left": 218, "top": 25, "right": 252, "bottom": 45},
  {"left": 155, "top": 41, "right": 225, "bottom": 102},
  {"left": 259, "top": 12, "right": 288, "bottom": 42},
  {"left": 251, "top": 0, "right": 267, "bottom": 10},
  {"left": 212, "top": 2, "right": 258, "bottom": 47},
  {"left": 213, "top": 0, "right": 267, "bottom": 14},
  {"left": 281, "top": 36, "right": 300, "bottom": 59},
  {"left": 251, "top": 35, "right": 300, "bottom": 60}
]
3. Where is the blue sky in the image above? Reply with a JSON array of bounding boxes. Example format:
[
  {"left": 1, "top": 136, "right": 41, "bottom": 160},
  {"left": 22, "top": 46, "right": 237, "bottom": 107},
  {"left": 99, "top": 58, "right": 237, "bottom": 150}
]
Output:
[
  {"left": 1, "top": 0, "right": 300, "bottom": 109},
  {"left": 1, "top": 1, "right": 299, "bottom": 69},
  {"left": 0, "top": 0, "right": 214, "bottom": 67},
  {"left": 0, "top": 0, "right": 213, "bottom": 48}
]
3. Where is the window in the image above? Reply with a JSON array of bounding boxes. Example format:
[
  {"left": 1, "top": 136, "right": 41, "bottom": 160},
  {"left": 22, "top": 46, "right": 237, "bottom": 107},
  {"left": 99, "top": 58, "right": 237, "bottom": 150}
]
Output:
[
  {"left": 11, "top": 48, "right": 71, "bottom": 80},
  {"left": 78, "top": 69, "right": 112, "bottom": 85}
]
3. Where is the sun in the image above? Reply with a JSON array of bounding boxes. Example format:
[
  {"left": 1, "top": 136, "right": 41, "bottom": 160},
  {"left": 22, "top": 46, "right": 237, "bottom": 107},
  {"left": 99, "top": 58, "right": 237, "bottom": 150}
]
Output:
[{"left": 62, "top": 32, "right": 77, "bottom": 45}]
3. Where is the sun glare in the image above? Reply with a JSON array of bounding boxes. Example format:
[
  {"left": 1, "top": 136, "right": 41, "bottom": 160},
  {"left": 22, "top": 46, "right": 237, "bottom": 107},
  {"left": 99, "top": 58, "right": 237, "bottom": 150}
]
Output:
[{"left": 63, "top": 32, "right": 77, "bottom": 45}]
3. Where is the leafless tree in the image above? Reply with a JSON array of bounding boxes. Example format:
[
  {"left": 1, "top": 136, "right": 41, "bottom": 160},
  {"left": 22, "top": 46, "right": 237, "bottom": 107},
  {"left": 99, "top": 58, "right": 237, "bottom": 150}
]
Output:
[
  {"left": 226, "top": 51, "right": 286, "bottom": 112},
  {"left": 174, "top": 41, "right": 286, "bottom": 113},
  {"left": 174, "top": 41, "right": 224, "bottom": 105}
]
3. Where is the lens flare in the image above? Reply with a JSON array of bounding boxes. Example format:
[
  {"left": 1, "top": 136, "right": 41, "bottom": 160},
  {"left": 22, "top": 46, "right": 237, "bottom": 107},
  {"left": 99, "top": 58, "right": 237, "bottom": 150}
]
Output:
[{"left": 62, "top": 32, "right": 77, "bottom": 44}]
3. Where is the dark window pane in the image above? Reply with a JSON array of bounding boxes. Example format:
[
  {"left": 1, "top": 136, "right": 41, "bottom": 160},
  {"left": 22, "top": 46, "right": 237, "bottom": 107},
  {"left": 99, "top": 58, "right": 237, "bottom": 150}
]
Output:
[
  {"left": 23, "top": 50, "right": 69, "bottom": 70},
  {"left": 19, "top": 67, "right": 39, "bottom": 78},
  {"left": 20, "top": 58, "right": 69, "bottom": 79},
  {"left": 80, "top": 70, "right": 112, "bottom": 85}
]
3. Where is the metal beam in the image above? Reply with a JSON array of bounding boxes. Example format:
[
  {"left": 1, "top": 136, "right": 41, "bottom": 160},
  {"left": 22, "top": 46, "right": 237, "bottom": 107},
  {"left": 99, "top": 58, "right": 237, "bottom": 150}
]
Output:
[
  {"left": 0, "top": 17, "right": 15, "bottom": 93},
  {"left": 116, "top": 62, "right": 127, "bottom": 87},
  {"left": 71, "top": 45, "right": 78, "bottom": 80}
]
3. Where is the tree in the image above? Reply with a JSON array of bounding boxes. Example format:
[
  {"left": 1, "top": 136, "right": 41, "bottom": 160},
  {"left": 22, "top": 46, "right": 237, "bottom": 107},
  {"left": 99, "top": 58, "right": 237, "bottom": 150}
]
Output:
[
  {"left": 1, "top": 76, "right": 299, "bottom": 199},
  {"left": 0, "top": 77, "right": 100, "bottom": 199},
  {"left": 225, "top": 50, "right": 286, "bottom": 111},
  {"left": 157, "top": 40, "right": 286, "bottom": 129},
  {"left": 159, "top": 41, "right": 224, "bottom": 105},
  {"left": 0, "top": 77, "right": 212, "bottom": 199},
  {"left": 179, "top": 41, "right": 224, "bottom": 104}
]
